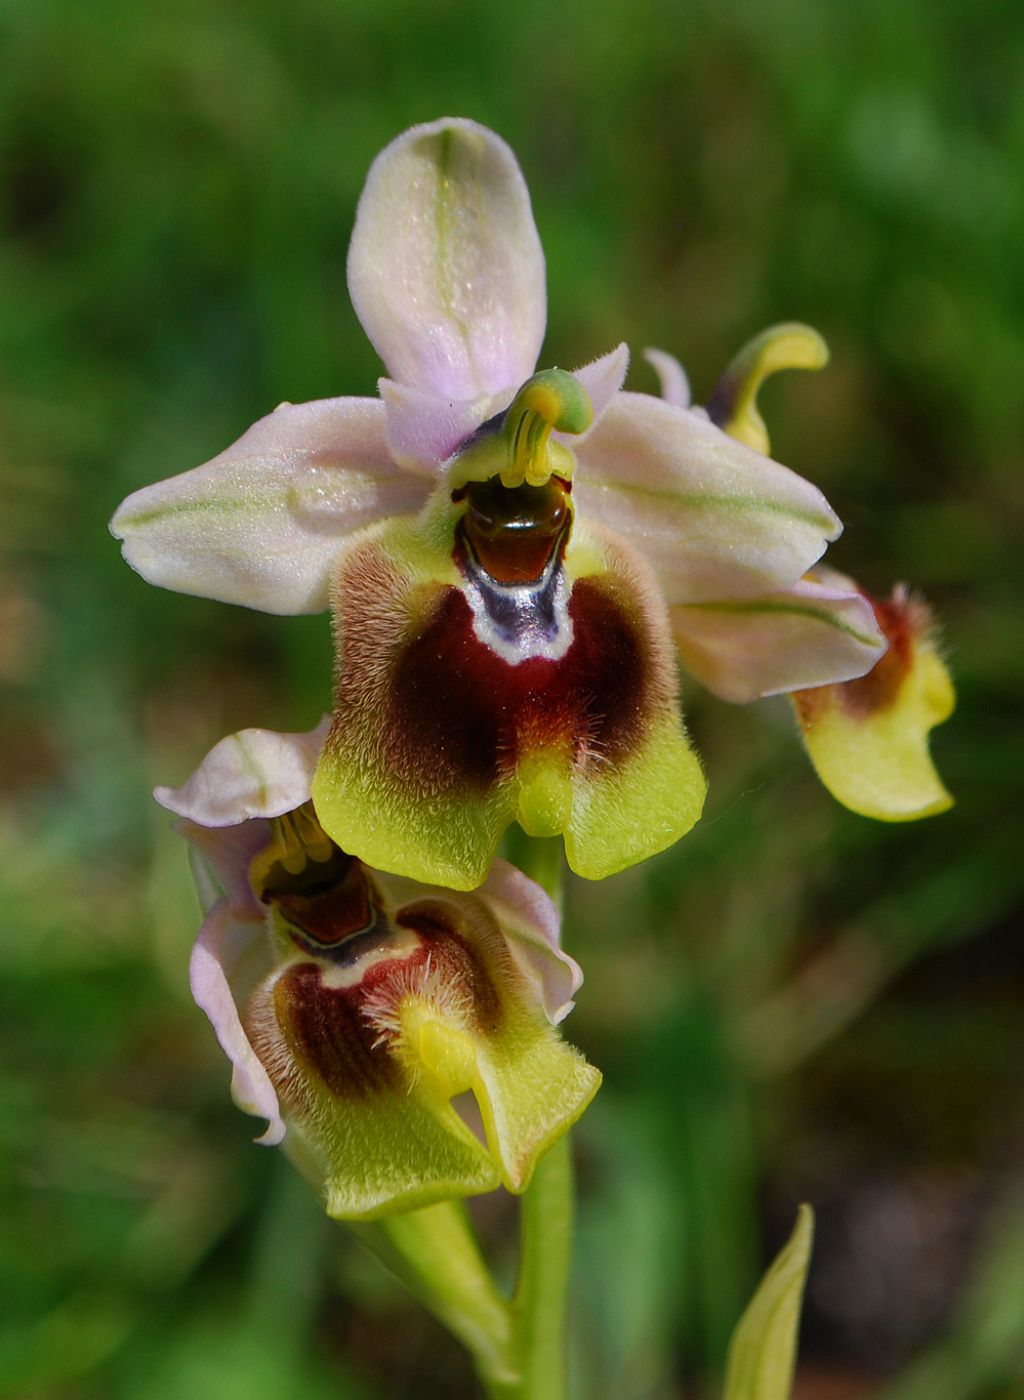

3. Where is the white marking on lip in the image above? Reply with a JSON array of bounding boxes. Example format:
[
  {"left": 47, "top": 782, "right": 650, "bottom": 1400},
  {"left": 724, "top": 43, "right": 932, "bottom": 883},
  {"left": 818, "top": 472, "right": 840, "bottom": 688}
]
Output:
[{"left": 461, "top": 546, "right": 574, "bottom": 665}]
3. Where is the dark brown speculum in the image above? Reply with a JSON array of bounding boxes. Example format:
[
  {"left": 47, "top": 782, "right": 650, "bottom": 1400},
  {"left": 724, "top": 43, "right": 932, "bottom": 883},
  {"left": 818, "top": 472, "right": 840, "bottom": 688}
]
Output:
[
  {"left": 458, "top": 477, "right": 572, "bottom": 584},
  {"left": 258, "top": 843, "right": 382, "bottom": 951}
]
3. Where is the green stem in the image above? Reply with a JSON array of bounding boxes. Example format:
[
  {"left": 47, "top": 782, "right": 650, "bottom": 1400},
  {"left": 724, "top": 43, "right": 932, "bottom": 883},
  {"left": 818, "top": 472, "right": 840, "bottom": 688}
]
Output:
[
  {"left": 490, "top": 1134, "right": 574, "bottom": 1400},
  {"left": 492, "top": 831, "right": 573, "bottom": 1400},
  {"left": 503, "top": 830, "right": 565, "bottom": 913}
]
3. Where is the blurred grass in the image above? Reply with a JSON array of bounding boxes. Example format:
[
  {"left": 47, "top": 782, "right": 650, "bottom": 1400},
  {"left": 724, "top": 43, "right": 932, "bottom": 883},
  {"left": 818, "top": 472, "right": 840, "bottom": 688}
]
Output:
[{"left": 2, "top": 0, "right": 1022, "bottom": 1396}]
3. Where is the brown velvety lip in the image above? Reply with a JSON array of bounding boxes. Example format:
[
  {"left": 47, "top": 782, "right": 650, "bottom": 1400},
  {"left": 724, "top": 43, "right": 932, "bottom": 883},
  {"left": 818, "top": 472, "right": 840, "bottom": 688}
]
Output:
[{"left": 384, "top": 571, "right": 652, "bottom": 796}]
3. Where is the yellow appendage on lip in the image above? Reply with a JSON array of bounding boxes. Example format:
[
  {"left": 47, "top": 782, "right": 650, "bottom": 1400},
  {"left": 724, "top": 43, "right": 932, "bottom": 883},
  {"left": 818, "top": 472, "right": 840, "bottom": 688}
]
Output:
[
  {"left": 402, "top": 1002, "right": 479, "bottom": 1101},
  {"left": 517, "top": 757, "right": 573, "bottom": 839}
]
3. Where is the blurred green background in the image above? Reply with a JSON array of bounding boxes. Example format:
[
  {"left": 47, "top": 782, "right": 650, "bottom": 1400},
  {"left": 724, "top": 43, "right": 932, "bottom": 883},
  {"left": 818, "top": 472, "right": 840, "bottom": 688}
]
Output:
[{"left": 2, "top": 0, "right": 1022, "bottom": 1395}]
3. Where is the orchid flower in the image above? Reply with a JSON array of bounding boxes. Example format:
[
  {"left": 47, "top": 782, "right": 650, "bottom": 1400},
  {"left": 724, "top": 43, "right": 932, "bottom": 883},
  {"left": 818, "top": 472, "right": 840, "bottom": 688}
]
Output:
[
  {"left": 113, "top": 118, "right": 887, "bottom": 891},
  {"left": 647, "top": 323, "right": 954, "bottom": 821},
  {"left": 159, "top": 721, "right": 600, "bottom": 1220}
]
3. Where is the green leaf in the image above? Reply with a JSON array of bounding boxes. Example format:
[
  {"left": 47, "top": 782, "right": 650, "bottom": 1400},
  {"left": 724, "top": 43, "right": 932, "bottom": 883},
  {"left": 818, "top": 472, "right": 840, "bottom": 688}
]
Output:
[{"left": 722, "top": 1205, "right": 814, "bottom": 1400}]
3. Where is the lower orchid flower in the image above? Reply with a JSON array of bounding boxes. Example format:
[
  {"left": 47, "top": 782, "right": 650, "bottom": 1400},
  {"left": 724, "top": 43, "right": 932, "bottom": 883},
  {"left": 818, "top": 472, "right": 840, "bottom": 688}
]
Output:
[
  {"left": 113, "top": 117, "right": 890, "bottom": 891},
  {"left": 158, "top": 721, "right": 600, "bottom": 1221},
  {"left": 647, "top": 323, "right": 954, "bottom": 820}
]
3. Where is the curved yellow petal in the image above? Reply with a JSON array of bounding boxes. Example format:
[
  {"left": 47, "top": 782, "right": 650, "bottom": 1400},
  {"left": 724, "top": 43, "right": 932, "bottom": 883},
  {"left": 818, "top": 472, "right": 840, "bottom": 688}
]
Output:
[{"left": 707, "top": 322, "right": 829, "bottom": 455}]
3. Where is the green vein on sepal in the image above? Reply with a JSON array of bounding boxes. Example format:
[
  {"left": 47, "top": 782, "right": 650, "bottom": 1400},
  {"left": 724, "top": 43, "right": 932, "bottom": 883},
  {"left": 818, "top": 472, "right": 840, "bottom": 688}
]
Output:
[{"left": 677, "top": 599, "right": 880, "bottom": 647}]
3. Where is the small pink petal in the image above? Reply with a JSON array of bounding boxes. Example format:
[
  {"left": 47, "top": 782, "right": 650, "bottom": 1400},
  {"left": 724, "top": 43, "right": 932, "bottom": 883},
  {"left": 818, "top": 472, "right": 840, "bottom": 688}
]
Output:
[
  {"left": 671, "top": 576, "right": 886, "bottom": 703},
  {"left": 175, "top": 818, "right": 271, "bottom": 917},
  {"left": 190, "top": 901, "right": 284, "bottom": 1145},
  {"left": 380, "top": 379, "right": 491, "bottom": 473},
  {"left": 564, "top": 343, "right": 630, "bottom": 433},
  {"left": 348, "top": 118, "right": 546, "bottom": 400},
  {"left": 643, "top": 347, "right": 692, "bottom": 408},
  {"left": 111, "top": 399, "right": 429, "bottom": 614}
]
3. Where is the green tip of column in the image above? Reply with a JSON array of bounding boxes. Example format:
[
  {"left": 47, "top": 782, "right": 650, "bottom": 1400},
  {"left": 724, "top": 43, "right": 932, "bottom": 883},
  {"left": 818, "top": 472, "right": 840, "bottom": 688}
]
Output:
[{"left": 509, "top": 368, "right": 594, "bottom": 436}]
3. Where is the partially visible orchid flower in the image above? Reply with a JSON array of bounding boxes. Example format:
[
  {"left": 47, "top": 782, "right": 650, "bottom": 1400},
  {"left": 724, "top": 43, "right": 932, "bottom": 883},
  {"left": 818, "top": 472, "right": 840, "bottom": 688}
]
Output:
[
  {"left": 647, "top": 323, "right": 954, "bottom": 821},
  {"left": 791, "top": 581, "right": 954, "bottom": 820},
  {"left": 113, "top": 118, "right": 887, "bottom": 891},
  {"left": 158, "top": 721, "right": 600, "bottom": 1220}
]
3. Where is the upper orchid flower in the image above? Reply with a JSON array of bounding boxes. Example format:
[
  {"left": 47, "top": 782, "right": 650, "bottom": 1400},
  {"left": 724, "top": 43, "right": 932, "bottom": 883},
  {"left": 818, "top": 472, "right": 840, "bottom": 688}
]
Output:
[
  {"left": 113, "top": 118, "right": 884, "bottom": 890},
  {"left": 647, "top": 323, "right": 954, "bottom": 821},
  {"left": 161, "top": 721, "right": 600, "bottom": 1220}
]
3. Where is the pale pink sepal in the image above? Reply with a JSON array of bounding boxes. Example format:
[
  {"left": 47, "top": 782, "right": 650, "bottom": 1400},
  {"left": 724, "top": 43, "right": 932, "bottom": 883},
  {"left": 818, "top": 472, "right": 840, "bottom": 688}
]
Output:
[
  {"left": 643, "top": 347, "right": 691, "bottom": 408},
  {"left": 155, "top": 721, "right": 328, "bottom": 827},
  {"left": 380, "top": 379, "right": 492, "bottom": 473},
  {"left": 347, "top": 118, "right": 546, "bottom": 401},
  {"left": 671, "top": 577, "right": 887, "bottom": 703},
  {"left": 110, "top": 399, "right": 429, "bottom": 615},
  {"left": 190, "top": 901, "right": 285, "bottom": 1145},
  {"left": 573, "top": 392, "right": 842, "bottom": 604},
  {"left": 480, "top": 860, "right": 583, "bottom": 1026}
]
